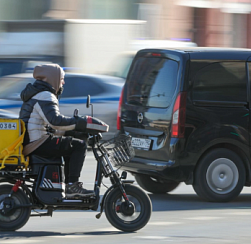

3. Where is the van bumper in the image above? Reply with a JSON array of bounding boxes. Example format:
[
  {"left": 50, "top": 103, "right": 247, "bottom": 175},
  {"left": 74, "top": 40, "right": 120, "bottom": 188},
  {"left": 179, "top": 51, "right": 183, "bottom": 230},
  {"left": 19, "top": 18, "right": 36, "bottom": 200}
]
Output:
[
  {"left": 121, "top": 157, "right": 183, "bottom": 181},
  {"left": 121, "top": 137, "right": 192, "bottom": 181}
]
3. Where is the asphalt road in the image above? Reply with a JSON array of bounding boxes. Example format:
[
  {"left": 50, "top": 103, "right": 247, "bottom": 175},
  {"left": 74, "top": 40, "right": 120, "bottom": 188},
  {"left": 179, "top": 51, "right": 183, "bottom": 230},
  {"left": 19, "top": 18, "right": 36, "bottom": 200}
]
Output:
[{"left": 1, "top": 152, "right": 251, "bottom": 243}]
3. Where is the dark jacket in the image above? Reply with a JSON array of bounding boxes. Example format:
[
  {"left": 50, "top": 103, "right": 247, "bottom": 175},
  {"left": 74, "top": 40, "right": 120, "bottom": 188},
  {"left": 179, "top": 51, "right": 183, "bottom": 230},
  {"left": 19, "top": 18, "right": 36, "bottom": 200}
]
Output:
[{"left": 19, "top": 64, "right": 85, "bottom": 154}]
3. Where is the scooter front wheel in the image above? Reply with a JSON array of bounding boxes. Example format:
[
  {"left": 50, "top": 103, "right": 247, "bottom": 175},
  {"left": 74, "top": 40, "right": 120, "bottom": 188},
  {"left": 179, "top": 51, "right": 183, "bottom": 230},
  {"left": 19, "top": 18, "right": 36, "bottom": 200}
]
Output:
[
  {"left": 104, "top": 184, "right": 152, "bottom": 232},
  {"left": 0, "top": 184, "right": 31, "bottom": 231}
]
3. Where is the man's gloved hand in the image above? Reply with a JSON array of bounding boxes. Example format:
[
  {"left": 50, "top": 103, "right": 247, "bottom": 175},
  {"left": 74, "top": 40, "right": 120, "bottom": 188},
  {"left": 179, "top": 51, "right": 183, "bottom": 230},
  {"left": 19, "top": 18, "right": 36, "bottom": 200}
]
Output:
[
  {"left": 65, "top": 130, "right": 88, "bottom": 140},
  {"left": 75, "top": 116, "right": 87, "bottom": 132},
  {"left": 45, "top": 125, "right": 56, "bottom": 133}
]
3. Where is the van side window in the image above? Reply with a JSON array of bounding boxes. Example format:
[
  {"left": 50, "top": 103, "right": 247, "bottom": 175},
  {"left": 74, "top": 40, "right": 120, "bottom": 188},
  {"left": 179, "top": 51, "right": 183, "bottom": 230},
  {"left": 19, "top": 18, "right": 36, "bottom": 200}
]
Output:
[{"left": 191, "top": 61, "right": 247, "bottom": 102}]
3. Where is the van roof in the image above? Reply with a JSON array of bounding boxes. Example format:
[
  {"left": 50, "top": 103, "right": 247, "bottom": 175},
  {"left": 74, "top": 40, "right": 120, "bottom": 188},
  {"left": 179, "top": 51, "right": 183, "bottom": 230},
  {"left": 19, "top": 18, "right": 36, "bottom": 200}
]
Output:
[
  {"left": 139, "top": 47, "right": 251, "bottom": 60},
  {"left": 130, "top": 40, "right": 197, "bottom": 51}
]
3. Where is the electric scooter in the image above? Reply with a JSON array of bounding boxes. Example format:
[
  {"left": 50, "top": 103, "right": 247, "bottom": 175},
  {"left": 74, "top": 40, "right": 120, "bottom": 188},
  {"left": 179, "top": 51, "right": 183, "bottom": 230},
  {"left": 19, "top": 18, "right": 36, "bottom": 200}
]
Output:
[{"left": 0, "top": 96, "right": 152, "bottom": 232}]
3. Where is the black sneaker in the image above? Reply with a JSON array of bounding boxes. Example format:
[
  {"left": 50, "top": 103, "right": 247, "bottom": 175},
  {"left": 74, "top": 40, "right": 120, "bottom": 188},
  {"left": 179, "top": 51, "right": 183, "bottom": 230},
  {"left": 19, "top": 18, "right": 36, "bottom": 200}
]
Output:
[{"left": 65, "top": 182, "right": 95, "bottom": 198}]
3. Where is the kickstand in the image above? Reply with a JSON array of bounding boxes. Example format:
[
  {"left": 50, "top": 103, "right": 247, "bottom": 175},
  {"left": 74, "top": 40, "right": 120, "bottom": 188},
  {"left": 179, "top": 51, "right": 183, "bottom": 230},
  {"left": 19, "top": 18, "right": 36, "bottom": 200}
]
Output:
[{"left": 96, "top": 204, "right": 104, "bottom": 219}]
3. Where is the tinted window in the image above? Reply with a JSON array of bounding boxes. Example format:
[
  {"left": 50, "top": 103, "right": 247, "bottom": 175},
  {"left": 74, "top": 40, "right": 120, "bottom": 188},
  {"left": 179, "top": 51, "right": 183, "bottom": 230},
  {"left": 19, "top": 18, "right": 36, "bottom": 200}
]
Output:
[
  {"left": 126, "top": 57, "right": 179, "bottom": 108},
  {"left": 61, "top": 76, "right": 104, "bottom": 98},
  {"left": 191, "top": 61, "right": 247, "bottom": 102}
]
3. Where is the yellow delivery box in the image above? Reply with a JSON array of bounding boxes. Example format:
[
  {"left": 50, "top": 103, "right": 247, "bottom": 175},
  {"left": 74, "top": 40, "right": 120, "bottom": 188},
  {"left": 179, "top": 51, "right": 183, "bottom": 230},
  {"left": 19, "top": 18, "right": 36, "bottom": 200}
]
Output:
[{"left": 0, "top": 118, "right": 29, "bottom": 170}]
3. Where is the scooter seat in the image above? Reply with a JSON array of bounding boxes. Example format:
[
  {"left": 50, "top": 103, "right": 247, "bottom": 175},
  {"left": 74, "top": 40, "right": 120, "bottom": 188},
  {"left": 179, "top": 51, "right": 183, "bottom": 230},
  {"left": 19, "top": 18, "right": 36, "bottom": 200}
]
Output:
[
  {"left": 29, "top": 154, "right": 63, "bottom": 175},
  {"left": 29, "top": 154, "right": 63, "bottom": 165}
]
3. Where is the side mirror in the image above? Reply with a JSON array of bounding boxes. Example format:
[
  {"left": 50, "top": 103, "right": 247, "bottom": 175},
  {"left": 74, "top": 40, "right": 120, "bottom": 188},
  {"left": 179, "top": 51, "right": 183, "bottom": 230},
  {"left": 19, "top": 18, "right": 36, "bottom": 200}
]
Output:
[
  {"left": 86, "top": 95, "right": 93, "bottom": 117},
  {"left": 73, "top": 109, "right": 79, "bottom": 117},
  {"left": 86, "top": 95, "right": 91, "bottom": 108}
]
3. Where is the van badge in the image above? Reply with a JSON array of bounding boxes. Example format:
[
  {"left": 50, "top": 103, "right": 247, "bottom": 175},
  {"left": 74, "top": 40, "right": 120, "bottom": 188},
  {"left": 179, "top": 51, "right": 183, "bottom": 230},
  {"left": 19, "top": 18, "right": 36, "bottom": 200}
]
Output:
[{"left": 138, "top": 113, "right": 143, "bottom": 123}]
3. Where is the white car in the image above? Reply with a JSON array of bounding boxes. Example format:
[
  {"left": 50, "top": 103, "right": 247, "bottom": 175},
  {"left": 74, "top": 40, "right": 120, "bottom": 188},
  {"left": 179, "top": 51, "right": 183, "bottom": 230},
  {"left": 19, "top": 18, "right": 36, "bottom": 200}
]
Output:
[
  {"left": 0, "top": 109, "right": 18, "bottom": 118},
  {"left": 0, "top": 73, "right": 124, "bottom": 140}
]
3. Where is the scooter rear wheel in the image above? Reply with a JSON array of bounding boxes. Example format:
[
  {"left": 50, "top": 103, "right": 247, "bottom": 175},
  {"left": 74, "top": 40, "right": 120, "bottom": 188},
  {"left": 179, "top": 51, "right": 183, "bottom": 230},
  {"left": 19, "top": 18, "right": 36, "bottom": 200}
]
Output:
[
  {"left": 104, "top": 184, "right": 152, "bottom": 232},
  {"left": 0, "top": 184, "right": 31, "bottom": 231}
]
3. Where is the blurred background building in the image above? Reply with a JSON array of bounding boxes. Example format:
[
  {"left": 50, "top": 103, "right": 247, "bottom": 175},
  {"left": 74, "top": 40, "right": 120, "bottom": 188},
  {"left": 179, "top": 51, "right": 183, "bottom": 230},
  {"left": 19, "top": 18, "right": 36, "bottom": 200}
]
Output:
[
  {"left": 0, "top": 0, "right": 251, "bottom": 133},
  {"left": 1, "top": 0, "right": 251, "bottom": 47}
]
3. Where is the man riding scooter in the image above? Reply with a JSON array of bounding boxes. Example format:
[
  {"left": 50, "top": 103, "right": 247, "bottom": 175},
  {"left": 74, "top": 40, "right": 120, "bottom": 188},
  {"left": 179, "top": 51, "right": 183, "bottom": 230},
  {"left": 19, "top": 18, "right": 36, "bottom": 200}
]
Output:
[{"left": 19, "top": 64, "right": 94, "bottom": 198}]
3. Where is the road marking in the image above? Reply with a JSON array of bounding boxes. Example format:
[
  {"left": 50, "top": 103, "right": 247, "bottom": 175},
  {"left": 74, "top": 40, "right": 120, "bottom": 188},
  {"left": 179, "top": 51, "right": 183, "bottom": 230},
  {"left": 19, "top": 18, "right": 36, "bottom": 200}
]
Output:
[
  {"left": 86, "top": 155, "right": 94, "bottom": 159},
  {"left": 149, "top": 221, "right": 183, "bottom": 226},
  {"left": 95, "top": 227, "right": 119, "bottom": 232},
  {"left": 184, "top": 216, "right": 223, "bottom": 220},
  {"left": 133, "top": 236, "right": 168, "bottom": 240},
  {"left": 1, "top": 240, "right": 43, "bottom": 244},
  {"left": 50, "top": 235, "right": 89, "bottom": 238},
  {"left": 225, "top": 211, "right": 251, "bottom": 216}
]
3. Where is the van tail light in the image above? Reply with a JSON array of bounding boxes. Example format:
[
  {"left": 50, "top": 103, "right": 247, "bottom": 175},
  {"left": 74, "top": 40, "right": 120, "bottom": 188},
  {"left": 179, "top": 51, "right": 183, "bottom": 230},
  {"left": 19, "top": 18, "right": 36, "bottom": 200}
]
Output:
[
  {"left": 151, "top": 53, "right": 161, "bottom": 57},
  {"left": 171, "top": 92, "right": 187, "bottom": 138},
  {"left": 117, "top": 87, "right": 124, "bottom": 130}
]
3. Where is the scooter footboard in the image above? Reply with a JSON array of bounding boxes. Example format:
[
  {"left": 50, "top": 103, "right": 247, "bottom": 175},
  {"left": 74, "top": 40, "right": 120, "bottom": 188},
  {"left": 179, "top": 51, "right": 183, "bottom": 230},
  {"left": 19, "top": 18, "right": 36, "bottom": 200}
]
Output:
[{"left": 35, "top": 164, "right": 65, "bottom": 205}]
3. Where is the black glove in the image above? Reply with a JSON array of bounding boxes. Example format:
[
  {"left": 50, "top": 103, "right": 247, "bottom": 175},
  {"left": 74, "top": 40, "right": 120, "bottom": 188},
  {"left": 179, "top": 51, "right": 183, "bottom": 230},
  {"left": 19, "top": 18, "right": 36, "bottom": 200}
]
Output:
[
  {"left": 45, "top": 125, "right": 56, "bottom": 133},
  {"left": 65, "top": 130, "right": 88, "bottom": 140},
  {"left": 75, "top": 116, "right": 87, "bottom": 132}
]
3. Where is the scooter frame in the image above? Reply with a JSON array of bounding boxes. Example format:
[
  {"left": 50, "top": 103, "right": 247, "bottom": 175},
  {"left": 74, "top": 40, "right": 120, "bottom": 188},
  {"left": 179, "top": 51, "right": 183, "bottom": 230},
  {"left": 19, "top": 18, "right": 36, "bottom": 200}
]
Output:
[{"left": 0, "top": 133, "right": 134, "bottom": 219}]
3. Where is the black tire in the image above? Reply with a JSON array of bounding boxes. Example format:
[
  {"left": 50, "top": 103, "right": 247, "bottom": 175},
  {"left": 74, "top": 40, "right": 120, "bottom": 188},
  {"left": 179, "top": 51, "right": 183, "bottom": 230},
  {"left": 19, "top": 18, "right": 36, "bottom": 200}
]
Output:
[
  {"left": 135, "top": 174, "right": 180, "bottom": 194},
  {"left": 193, "top": 149, "right": 246, "bottom": 202},
  {"left": 104, "top": 184, "right": 152, "bottom": 232},
  {"left": 0, "top": 184, "right": 31, "bottom": 231}
]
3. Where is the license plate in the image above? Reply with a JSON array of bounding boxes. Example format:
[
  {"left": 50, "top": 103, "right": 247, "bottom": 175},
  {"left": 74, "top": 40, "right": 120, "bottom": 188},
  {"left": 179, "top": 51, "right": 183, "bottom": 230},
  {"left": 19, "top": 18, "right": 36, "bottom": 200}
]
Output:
[
  {"left": 0, "top": 122, "right": 17, "bottom": 130},
  {"left": 131, "top": 137, "right": 151, "bottom": 150}
]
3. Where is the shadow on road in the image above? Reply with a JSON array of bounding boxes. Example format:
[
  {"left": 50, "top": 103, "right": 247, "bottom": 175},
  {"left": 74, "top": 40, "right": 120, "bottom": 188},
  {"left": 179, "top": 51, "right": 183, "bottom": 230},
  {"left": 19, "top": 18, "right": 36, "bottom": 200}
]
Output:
[
  {"left": 0, "top": 230, "right": 129, "bottom": 239},
  {"left": 2, "top": 193, "right": 251, "bottom": 239},
  {"left": 149, "top": 193, "right": 251, "bottom": 211}
]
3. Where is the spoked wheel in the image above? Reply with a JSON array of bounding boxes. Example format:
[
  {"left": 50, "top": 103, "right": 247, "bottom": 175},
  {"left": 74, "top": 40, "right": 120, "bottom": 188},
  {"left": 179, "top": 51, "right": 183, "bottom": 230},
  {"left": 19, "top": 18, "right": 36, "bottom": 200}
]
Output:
[
  {"left": 104, "top": 184, "right": 152, "bottom": 232},
  {"left": 0, "top": 184, "right": 31, "bottom": 231}
]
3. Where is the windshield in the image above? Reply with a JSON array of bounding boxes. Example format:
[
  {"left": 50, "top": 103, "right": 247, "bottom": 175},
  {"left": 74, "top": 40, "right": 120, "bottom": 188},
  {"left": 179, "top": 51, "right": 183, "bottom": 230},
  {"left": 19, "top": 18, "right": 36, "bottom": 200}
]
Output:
[
  {"left": 126, "top": 57, "right": 179, "bottom": 108},
  {"left": 0, "top": 77, "right": 32, "bottom": 100}
]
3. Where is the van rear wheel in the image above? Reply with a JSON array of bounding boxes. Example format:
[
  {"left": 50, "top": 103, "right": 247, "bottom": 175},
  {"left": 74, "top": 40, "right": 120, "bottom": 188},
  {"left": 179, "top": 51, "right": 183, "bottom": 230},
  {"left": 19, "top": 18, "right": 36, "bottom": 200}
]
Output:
[
  {"left": 193, "top": 149, "right": 245, "bottom": 202},
  {"left": 135, "top": 174, "right": 180, "bottom": 194}
]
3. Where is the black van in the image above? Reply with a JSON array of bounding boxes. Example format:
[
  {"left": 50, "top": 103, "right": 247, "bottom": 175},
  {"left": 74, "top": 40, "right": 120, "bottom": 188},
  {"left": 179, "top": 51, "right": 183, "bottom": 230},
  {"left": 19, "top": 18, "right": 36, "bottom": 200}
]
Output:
[{"left": 117, "top": 47, "right": 251, "bottom": 202}]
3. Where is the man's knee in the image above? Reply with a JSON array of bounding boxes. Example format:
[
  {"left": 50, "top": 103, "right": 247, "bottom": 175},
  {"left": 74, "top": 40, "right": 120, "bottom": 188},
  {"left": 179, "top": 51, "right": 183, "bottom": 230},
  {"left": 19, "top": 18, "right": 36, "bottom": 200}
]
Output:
[{"left": 72, "top": 139, "right": 87, "bottom": 152}]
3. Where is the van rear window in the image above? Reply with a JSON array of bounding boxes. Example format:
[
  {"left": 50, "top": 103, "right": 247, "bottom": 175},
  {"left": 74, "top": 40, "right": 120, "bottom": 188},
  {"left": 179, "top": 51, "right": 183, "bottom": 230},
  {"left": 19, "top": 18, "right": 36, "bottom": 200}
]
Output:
[{"left": 126, "top": 57, "right": 178, "bottom": 108}]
